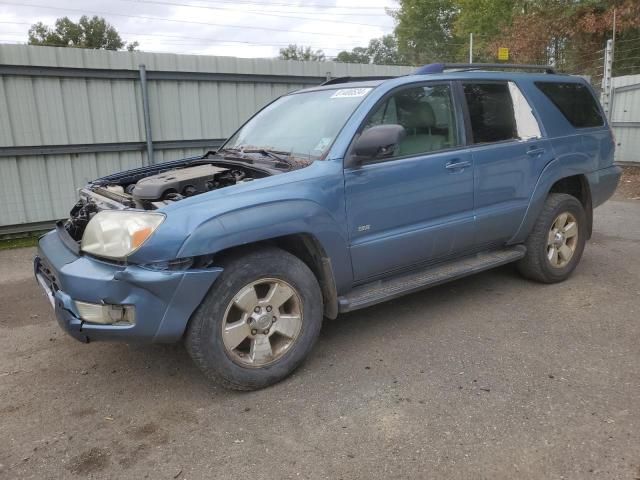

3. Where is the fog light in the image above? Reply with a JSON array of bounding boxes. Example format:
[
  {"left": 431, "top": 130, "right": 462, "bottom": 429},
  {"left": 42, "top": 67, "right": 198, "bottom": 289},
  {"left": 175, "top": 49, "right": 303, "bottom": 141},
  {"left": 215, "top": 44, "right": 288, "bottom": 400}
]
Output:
[{"left": 74, "top": 301, "right": 135, "bottom": 325}]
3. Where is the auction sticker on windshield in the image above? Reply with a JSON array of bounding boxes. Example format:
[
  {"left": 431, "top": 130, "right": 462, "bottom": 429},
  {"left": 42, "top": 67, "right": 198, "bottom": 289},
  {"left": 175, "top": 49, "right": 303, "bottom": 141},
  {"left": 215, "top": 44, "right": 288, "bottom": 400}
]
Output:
[{"left": 331, "top": 88, "right": 372, "bottom": 99}]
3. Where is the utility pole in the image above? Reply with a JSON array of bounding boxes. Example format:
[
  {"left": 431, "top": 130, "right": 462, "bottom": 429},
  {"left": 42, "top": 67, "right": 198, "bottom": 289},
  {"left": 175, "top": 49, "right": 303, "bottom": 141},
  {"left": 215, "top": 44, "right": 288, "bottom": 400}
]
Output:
[
  {"left": 469, "top": 33, "right": 473, "bottom": 64},
  {"left": 601, "top": 39, "right": 613, "bottom": 119},
  {"left": 612, "top": 8, "right": 617, "bottom": 57}
]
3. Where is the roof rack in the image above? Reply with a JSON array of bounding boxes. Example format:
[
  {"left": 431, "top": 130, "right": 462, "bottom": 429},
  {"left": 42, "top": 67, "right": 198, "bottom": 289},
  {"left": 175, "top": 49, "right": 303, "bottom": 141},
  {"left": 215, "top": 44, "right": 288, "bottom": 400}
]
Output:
[
  {"left": 319, "top": 63, "right": 555, "bottom": 87},
  {"left": 321, "top": 75, "right": 397, "bottom": 86},
  {"left": 415, "top": 63, "right": 556, "bottom": 75}
]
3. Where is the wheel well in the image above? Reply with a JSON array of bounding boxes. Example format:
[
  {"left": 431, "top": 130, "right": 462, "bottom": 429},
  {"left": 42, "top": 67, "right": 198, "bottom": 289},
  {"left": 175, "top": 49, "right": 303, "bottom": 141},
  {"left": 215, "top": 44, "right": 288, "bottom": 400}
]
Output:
[
  {"left": 549, "top": 174, "right": 593, "bottom": 238},
  {"left": 211, "top": 234, "right": 339, "bottom": 319}
]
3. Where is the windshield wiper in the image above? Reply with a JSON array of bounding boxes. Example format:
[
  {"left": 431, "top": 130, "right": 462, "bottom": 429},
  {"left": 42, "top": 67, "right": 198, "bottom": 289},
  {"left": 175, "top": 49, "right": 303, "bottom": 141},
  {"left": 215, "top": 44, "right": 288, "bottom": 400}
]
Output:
[
  {"left": 217, "top": 146, "right": 302, "bottom": 170},
  {"left": 237, "top": 148, "right": 296, "bottom": 169},
  {"left": 215, "top": 147, "right": 254, "bottom": 163},
  {"left": 240, "top": 148, "right": 286, "bottom": 162}
]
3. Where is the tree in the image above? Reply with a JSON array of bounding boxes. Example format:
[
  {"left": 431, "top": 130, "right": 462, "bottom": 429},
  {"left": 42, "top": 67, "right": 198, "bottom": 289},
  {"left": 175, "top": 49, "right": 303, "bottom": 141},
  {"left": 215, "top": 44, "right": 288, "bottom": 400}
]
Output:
[
  {"left": 336, "top": 47, "right": 371, "bottom": 64},
  {"left": 490, "top": 0, "right": 640, "bottom": 76},
  {"left": 391, "top": 0, "right": 459, "bottom": 65},
  {"left": 338, "top": 0, "right": 639, "bottom": 76},
  {"left": 571, "top": 0, "right": 640, "bottom": 76},
  {"left": 368, "top": 34, "right": 407, "bottom": 65},
  {"left": 278, "top": 44, "right": 325, "bottom": 61},
  {"left": 28, "top": 16, "right": 138, "bottom": 51},
  {"left": 336, "top": 35, "right": 407, "bottom": 65},
  {"left": 452, "top": 0, "right": 516, "bottom": 62}
]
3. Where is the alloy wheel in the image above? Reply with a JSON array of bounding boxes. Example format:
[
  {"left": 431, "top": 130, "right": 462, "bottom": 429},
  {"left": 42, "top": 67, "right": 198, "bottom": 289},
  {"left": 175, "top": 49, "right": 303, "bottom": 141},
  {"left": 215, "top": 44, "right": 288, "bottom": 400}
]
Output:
[
  {"left": 221, "top": 278, "right": 303, "bottom": 367},
  {"left": 547, "top": 212, "right": 579, "bottom": 268}
]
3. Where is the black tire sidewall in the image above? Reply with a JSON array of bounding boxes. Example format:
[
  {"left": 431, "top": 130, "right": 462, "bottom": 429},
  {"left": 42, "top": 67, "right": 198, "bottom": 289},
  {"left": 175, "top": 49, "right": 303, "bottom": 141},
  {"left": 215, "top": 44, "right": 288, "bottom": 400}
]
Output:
[
  {"left": 186, "top": 248, "right": 323, "bottom": 390},
  {"left": 532, "top": 195, "right": 587, "bottom": 282}
]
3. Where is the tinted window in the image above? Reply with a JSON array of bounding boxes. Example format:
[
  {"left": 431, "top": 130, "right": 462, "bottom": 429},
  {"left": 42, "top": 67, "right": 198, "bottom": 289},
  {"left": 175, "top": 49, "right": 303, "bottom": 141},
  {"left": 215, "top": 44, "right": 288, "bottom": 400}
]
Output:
[
  {"left": 463, "top": 82, "right": 518, "bottom": 144},
  {"left": 535, "top": 82, "right": 604, "bottom": 128},
  {"left": 364, "top": 84, "right": 459, "bottom": 158}
]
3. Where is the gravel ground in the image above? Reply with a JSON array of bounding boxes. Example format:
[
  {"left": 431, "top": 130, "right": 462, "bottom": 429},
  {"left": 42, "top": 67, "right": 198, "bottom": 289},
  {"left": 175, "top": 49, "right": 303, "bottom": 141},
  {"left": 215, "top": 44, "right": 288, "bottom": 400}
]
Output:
[
  {"left": 1, "top": 199, "right": 639, "bottom": 480},
  {"left": 617, "top": 166, "right": 640, "bottom": 201}
]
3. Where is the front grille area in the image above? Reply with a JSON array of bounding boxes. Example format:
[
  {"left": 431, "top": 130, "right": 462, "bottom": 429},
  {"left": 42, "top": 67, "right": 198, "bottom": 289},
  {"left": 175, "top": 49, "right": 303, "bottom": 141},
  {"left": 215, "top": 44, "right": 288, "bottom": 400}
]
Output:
[{"left": 37, "top": 258, "right": 60, "bottom": 292}]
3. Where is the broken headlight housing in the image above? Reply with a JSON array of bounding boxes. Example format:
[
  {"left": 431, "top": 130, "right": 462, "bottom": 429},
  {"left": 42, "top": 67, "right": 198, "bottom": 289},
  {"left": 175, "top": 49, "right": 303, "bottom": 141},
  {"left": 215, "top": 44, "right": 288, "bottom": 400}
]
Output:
[{"left": 81, "top": 210, "right": 165, "bottom": 260}]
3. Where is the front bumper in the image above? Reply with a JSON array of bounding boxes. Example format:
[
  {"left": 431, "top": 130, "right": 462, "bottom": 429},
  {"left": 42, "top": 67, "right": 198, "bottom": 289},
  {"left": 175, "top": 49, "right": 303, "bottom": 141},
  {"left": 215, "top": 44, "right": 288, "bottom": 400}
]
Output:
[{"left": 34, "top": 230, "right": 222, "bottom": 343}]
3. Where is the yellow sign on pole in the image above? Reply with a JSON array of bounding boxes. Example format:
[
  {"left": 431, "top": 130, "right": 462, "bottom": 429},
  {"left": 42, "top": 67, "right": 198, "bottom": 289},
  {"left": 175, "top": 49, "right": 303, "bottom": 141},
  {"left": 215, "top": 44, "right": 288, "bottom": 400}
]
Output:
[{"left": 498, "top": 47, "right": 509, "bottom": 61}]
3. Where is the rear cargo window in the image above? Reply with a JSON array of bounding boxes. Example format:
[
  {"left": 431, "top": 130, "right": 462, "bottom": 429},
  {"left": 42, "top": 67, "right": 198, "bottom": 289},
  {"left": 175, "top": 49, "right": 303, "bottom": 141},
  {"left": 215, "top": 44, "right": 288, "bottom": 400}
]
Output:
[{"left": 535, "top": 82, "right": 604, "bottom": 128}]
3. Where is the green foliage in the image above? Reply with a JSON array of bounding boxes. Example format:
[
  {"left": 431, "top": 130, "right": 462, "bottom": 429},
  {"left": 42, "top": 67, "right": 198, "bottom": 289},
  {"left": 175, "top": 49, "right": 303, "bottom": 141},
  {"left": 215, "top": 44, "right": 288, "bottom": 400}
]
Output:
[
  {"left": 453, "top": 0, "right": 516, "bottom": 61},
  {"left": 336, "top": 47, "right": 371, "bottom": 64},
  {"left": 347, "top": 0, "right": 640, "bottom": 76},
  {"left": 336, "top": 35, "right": 407, "bottom": 65},
  {"left": 454, "top": 0, "right": 514, "bottom": 37},
  {"left": 391, "top": 0, "right": 459, "bottom": 64},
  {"left": 488, "top": 0, "right": 640, "bottom": 75},
  {"left": 28, "top": 16, "right": 137, "bottom": 51},
  {"left": 0, "top": 233, "right": 43, "bottom": 250},
  {"left": 278, "top": 44, "right": 326, "bottom": 62}
]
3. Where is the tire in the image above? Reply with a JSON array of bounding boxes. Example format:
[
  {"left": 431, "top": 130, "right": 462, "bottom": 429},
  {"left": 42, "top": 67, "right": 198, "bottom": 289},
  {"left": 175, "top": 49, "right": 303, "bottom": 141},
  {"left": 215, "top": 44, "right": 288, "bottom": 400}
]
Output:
[
  {"left": 185, "top": 247, "right": 323, "bottom": 390},
  {"left": 517, "top": 193, "right": 587, "bottom": 284}
]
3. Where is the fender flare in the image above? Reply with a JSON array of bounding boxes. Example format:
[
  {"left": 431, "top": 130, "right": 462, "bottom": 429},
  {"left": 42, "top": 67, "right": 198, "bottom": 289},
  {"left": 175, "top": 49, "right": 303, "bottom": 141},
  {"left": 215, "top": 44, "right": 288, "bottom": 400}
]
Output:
[{"left": 509, "top": 155, "right": 592, "bottom": 245}]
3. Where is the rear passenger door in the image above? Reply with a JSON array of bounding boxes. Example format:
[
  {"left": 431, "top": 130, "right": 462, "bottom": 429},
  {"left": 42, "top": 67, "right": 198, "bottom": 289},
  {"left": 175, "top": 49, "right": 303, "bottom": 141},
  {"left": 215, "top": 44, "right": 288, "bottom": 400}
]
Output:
[{"left": 460, "top": 81, "right": 554, "bottom": 246}]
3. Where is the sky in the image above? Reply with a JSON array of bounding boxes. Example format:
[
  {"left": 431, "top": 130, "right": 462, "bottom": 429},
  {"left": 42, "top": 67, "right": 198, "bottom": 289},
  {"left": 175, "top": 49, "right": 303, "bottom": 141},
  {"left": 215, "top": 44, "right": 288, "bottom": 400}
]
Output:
[{"left": 0, "top": 0, "right": 398, "bottom": 58}]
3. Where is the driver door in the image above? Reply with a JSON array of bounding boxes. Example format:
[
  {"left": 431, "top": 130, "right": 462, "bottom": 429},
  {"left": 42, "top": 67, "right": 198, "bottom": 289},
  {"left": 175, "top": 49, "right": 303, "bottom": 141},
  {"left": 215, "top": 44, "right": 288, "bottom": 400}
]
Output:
[{"left": 344, "top": 82, "right": 475, "bottom": 281}]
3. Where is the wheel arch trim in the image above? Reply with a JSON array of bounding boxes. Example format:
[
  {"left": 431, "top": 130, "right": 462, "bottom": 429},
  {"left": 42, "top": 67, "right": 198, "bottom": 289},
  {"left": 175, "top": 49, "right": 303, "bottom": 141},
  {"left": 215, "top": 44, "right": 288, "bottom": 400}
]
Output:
[{"left": 509, "top": 157, "right": 593, "bottom": 244}]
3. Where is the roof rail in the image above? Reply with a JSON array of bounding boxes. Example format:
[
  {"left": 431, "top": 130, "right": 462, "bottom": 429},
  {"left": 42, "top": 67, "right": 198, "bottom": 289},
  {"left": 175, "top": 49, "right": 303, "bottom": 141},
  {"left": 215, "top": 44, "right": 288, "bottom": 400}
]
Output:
[
  {"left": 414, "top": 63, "right": 556, "bottom": 75},
  {"left": 321, "top": 75, "right": 397, "bottom": 86}
]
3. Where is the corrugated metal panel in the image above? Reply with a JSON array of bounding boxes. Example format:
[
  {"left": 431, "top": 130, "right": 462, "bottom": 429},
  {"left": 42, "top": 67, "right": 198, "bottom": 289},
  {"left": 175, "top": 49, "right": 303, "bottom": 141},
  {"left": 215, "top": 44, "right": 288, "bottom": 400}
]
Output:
[
  {"left": 0, "top": 44, "right": 414, "bottom": 230},
  {"left": 611, "top": 74, "right": 640, "bottom": 164}
]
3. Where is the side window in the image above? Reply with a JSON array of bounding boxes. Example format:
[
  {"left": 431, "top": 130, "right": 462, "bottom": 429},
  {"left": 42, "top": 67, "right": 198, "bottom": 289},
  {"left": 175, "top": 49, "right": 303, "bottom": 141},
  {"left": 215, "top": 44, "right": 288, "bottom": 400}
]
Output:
[
  {"left": 364, "top": 84, "right": 459, "bottom": 158},
  {"left": 535, "top": 81, "right": 604, "bottom": 128},
  {"left": 463, "top": 82, "right": 518, "bottom": 144}
]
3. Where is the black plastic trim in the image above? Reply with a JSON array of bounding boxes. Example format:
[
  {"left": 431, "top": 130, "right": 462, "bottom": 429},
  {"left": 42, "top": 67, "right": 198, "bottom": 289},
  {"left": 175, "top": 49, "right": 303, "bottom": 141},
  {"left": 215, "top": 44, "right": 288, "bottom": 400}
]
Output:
[{"left": 56, "top": 221, "right": 81, "bottom": 255}]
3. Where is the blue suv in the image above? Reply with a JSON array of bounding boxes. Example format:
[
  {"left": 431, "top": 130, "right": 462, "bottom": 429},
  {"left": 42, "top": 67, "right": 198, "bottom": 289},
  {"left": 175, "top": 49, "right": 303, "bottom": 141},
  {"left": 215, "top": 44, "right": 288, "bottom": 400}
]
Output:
[{"left": 35, "top": 64, "right": 621, "bottom": 390}]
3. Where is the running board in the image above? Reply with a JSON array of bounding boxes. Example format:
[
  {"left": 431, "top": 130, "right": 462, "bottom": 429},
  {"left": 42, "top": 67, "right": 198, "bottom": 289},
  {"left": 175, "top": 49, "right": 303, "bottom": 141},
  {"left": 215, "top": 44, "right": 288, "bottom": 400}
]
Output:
[{"left": 338, "top": 246, "right": 526, "bottom": 313}]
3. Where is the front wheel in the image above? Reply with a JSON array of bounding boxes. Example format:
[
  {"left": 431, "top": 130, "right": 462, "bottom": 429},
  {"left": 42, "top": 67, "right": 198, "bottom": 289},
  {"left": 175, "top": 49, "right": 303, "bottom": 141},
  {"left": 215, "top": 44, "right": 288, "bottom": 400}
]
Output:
[
  {"left": 517, "top": 193, "right": 587, "bottom": 283},
  {"left": 185, "top": 247, "right": 323, "bottom": 390}
]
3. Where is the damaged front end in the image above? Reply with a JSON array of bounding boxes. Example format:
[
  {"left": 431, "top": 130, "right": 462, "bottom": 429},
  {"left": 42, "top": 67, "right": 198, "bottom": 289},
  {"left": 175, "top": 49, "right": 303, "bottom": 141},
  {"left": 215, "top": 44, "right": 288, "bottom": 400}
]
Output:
[{"left": 63, "top": 154, "right": 273, "bottom": 242}]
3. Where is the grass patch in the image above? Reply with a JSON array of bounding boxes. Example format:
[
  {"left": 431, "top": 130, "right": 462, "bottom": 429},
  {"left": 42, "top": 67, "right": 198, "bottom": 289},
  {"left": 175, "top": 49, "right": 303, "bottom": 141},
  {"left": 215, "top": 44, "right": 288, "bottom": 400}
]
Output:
[{"left": 0, "top": 232, "right": 46, "bottom": 250}]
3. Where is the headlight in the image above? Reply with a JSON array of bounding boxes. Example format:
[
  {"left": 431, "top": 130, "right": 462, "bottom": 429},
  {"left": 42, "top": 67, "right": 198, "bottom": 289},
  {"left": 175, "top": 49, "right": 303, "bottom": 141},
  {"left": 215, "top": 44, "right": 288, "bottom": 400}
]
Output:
[{"left": 81, "top": 210, "right": 165, "bottom": 260}]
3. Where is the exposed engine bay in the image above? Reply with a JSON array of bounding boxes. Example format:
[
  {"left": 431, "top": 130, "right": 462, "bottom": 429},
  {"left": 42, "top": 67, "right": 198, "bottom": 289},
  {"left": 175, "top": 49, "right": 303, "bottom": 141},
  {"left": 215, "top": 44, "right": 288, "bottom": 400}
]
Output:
[
  {"left": 93, "top": 163, "right": 260, "bottom": 209},
  {"left": 64, "top": 160, "right": 271, "bottom": 240}
]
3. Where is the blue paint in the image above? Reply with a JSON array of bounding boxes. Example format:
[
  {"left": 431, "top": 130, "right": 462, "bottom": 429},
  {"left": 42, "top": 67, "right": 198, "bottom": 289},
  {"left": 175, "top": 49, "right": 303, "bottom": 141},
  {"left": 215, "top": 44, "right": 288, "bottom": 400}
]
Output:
[{"left": 36, "top": 70, "right": 620, "bottom": 343}]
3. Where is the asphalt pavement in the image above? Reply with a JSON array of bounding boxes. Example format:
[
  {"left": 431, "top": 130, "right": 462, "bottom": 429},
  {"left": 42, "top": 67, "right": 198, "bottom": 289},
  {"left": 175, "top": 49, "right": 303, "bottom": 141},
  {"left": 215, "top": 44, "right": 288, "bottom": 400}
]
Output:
[{"left": 1, "top": 198, "right": 639, "bottom": 479}]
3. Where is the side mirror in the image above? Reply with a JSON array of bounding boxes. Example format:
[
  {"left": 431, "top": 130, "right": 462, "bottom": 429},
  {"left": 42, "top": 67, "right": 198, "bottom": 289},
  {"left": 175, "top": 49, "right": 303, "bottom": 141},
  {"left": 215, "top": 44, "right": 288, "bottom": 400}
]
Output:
[{"left": 352, "top": 124, "right": 406, "bottom": 163}]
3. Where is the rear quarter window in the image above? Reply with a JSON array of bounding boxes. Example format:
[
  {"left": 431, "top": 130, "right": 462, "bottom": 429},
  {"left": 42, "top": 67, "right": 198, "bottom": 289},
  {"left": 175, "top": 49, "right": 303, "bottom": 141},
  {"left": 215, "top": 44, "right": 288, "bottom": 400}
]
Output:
[{"left": 535, "top": 82, "right": 604, "bottom": 128}]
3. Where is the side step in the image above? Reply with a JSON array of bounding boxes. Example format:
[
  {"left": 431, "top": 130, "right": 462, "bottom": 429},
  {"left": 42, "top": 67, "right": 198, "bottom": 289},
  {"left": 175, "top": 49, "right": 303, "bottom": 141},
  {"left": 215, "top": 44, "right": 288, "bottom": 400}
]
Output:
[{"left": 338, "top": 246, "right": 526, "bottom": 313}]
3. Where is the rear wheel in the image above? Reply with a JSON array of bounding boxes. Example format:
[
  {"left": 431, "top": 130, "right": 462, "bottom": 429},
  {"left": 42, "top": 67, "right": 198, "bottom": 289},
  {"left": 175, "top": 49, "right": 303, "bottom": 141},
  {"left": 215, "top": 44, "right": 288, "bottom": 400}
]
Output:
[
  {"left": 517, "top": 193, "right": 587, "bottom": 283},
  {"left": 185, "top": 247, "right": 323, "bottom": 390}
]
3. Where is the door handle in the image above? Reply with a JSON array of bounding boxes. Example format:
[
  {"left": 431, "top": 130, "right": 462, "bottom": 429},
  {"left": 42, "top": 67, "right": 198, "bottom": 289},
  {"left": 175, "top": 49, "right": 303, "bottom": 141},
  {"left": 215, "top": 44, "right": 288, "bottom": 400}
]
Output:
[
  {"left": 526, "top": 147, "right": 545, "bottom": 156},
  {"left": 445, "top": 160, "right": 471, "bottom": 170}
]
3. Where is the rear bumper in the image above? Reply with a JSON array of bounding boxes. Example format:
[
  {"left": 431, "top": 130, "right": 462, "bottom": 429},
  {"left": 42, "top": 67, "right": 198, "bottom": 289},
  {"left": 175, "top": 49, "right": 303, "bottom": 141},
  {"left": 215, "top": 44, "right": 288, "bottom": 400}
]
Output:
[
  {"left": 35, "top": 230, "right": 222, "bottom": 343},
  {"left": 587, "top": 165, "right": 622, "bottom": 208}
]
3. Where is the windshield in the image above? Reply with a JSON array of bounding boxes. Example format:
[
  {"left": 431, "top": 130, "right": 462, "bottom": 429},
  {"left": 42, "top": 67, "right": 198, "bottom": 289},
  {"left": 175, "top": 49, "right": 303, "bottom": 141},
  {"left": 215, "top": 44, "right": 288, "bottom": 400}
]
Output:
[{"left": 222, "top": 87, "right": 373, "bottom": 161}]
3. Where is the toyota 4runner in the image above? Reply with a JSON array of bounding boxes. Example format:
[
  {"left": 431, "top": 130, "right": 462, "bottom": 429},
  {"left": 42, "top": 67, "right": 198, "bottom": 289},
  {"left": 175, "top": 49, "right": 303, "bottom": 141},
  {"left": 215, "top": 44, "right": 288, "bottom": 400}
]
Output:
[{"left": 34, "top": 64, "right": 621, "bottom": 390}]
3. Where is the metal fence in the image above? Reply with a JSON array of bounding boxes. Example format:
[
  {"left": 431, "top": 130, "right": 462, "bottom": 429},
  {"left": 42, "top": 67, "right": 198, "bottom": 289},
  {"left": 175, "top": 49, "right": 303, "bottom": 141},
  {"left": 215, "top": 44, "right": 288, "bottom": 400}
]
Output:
[
  {"left": 0, "top": 44, "right": 413, "bottom": 233},
  {"left": 1, "top": 44, "right": 635, "bottom": 233},
  {"left": 610, "top": 73, "right": 640, "bottom": 165}
]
